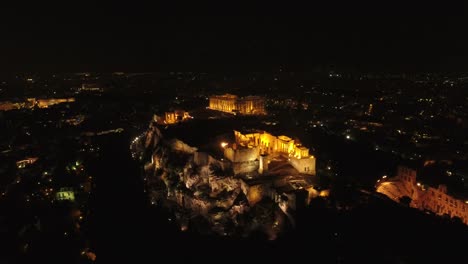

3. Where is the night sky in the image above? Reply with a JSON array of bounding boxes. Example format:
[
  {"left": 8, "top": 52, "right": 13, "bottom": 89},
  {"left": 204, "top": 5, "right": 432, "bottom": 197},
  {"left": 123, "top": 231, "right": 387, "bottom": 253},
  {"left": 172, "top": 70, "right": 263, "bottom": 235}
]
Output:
[{"left": 1, "top": 3, "right": 467, "bottom": 73}]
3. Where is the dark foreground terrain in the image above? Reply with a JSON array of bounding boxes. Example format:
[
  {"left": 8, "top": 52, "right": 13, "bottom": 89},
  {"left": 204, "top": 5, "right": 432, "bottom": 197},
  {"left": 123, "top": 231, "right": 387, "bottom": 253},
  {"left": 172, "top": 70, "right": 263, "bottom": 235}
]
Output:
[{"left": 89, "top": 133, "right": 468, "bottom": 263}]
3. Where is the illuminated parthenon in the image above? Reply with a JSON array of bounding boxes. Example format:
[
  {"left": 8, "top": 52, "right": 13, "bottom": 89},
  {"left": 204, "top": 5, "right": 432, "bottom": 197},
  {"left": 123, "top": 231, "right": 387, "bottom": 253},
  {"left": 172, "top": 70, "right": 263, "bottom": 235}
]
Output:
[{"left": 209, "top": 94, "right": 266, "bottom": 115}]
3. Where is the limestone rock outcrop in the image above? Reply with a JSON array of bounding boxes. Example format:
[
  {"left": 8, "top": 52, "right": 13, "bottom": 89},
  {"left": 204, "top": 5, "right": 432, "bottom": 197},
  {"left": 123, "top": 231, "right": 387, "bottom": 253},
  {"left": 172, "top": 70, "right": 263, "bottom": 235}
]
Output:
[{"left": 136, "top": 122, "right": 287, "bottom": 238}]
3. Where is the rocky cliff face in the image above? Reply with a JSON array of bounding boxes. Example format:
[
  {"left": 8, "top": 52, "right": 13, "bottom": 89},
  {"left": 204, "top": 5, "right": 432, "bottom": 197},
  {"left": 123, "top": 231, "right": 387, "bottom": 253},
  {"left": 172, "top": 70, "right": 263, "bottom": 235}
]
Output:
[{"left": 135, "top": 122, "right": 288, "bottom": 239}]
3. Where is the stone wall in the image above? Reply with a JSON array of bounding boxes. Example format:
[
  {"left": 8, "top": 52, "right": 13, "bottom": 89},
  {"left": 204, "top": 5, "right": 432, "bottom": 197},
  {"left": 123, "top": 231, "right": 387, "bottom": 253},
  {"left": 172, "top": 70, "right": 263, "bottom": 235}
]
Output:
[
  {"left": 231, "top": 160, "right": 259, "bottom": 175},
  {"left": 415, "top": 185, "right": 468, "bottom": 224},
  {"left": 289, "top": 156, "right": 316, "bottom": 175},
  {"left": 247, "top": 183, "right": 275, "bottom": 205},
  {"left": 224, "top": 146, "right": 259, "bottom": 163},
  {"left": 377, "top": 166, "right": 468, "bottom": 225}
]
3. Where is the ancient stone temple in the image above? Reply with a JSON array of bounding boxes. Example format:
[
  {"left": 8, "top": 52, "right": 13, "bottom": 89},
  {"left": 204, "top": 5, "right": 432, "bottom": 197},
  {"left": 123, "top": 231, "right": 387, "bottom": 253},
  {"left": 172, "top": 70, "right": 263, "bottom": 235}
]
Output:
[
  {"left": 224, "top": 130, "right": 316, "bottom": 175},
  {"left": 209, "top": 94, "right": 266, "bottom": 115},
  {"left": 377, "top": 166, "right": 468, "bottom": 225}
]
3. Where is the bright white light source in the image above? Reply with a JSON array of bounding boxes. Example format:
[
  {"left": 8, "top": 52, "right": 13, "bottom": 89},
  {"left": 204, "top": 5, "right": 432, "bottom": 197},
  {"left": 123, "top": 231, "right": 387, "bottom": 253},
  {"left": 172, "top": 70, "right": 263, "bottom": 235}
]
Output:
[{"left": 221, "top": 142, "right": 228, "bottom": 148}]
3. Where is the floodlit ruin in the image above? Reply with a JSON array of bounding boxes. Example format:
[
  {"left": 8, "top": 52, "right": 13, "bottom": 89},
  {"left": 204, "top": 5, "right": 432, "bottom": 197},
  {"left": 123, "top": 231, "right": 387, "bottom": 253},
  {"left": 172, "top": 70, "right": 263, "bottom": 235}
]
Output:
[
  {"left": 133, "top": 120, "right": 318, "bottom": 238},
  {"left": 229, "top": 130, "right": 316, "bottom": 175},
  {"left": 377, "top": 166, "right": 468, "bottom": 225},
  {"left": 153, "top": 110, "right": 191, "bottom": 125},
  {"left": 209, "top": 94, "right": 266, "bottom": 115}
]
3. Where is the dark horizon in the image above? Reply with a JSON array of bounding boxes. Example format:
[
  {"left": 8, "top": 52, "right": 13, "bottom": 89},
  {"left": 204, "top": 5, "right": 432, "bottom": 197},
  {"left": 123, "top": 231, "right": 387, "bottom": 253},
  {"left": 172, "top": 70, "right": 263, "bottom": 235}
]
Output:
[{"left": 1, "top": 3, "right": 468, "bottom": 73}]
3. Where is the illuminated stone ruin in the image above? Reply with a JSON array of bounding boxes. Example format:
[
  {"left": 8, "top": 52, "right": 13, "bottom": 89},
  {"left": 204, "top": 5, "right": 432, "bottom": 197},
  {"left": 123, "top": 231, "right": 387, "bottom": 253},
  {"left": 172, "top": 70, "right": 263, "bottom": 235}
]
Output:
[
  {"left": 223, "top": 130, "right": 316, "bottom": 175},
  {"left": 209, "top": 94, "right": 266, "bottom": 115},
  {"left": 377, "top": 166, "right": 468, "bottom": 225},
  {"left": 153, "top": 110, "right": 191, "bottom": 125}
]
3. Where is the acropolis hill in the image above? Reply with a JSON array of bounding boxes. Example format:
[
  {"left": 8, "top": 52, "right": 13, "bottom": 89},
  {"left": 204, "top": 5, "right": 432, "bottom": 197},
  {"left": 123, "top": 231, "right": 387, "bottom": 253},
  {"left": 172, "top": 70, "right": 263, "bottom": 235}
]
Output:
[{"left": 134, "top": 118, "right": 319, "bottom": 238}]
